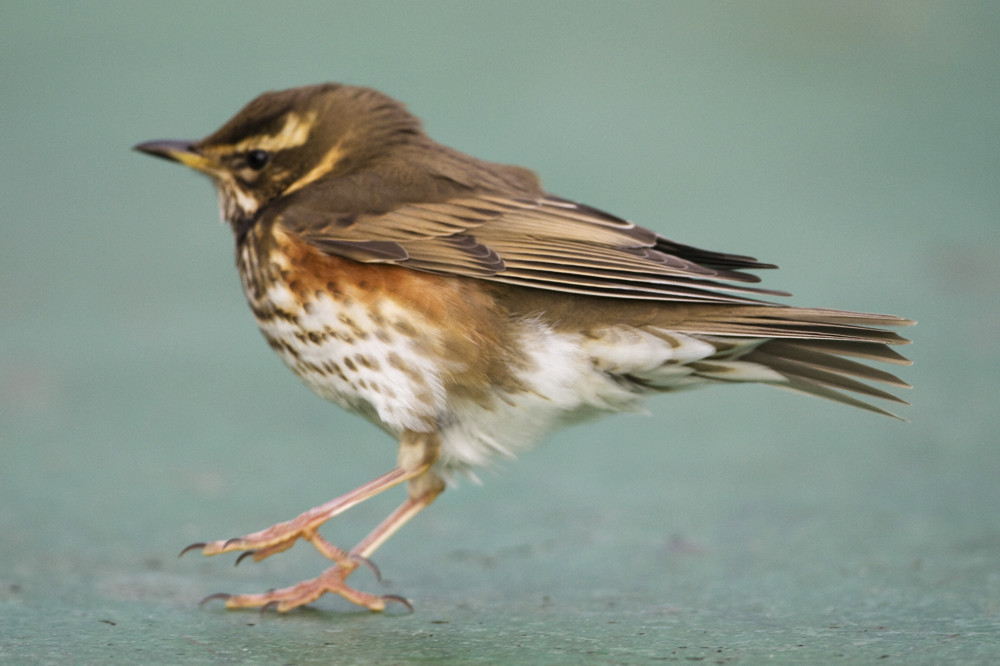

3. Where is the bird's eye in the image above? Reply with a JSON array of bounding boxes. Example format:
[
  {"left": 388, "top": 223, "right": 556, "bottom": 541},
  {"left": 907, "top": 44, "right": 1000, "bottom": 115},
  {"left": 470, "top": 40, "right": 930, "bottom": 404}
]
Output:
[{"left": 245, "top": 149, "right": 271, "bottom": 170}]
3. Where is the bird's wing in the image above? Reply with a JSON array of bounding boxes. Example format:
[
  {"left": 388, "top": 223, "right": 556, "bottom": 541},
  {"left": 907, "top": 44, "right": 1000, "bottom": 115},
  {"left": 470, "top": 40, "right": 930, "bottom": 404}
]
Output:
[{"left": 278, "top": 193, "right": 788, "bottom": 304}]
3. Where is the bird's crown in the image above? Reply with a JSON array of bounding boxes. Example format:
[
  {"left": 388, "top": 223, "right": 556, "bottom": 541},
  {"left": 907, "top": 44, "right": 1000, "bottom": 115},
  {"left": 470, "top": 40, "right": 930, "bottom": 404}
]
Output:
[{"left": 136, "top": 84, "right": 425, "bottom": 224}]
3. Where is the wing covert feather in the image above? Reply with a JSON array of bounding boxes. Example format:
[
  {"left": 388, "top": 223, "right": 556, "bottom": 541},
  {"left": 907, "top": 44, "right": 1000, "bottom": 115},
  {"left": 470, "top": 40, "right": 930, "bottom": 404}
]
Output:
[{"left": 280, "top": 194, "right": 783, "bottom": 304}]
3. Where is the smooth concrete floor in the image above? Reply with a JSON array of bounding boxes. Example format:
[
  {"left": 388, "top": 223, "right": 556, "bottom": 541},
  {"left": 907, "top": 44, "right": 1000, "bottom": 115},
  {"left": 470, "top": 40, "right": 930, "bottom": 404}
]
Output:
[{"left": 3, "top": 3, "right": 998, "bottom": 663}]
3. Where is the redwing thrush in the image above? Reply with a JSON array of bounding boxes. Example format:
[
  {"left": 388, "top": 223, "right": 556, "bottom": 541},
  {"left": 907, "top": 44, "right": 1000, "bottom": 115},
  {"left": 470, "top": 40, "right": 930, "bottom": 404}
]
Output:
[{"left": 135, "top": 83, "right": 912, "bottom": 613}]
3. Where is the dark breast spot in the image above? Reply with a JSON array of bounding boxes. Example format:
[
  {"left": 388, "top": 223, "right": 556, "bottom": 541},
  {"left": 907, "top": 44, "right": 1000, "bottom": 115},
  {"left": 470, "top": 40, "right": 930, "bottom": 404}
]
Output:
[{"left": 392, "top": 320, "right": 418, "bottom": 338}]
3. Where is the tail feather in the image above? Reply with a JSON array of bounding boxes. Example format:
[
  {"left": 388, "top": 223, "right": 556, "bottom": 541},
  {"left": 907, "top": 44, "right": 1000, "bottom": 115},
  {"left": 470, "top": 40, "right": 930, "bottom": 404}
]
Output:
[
  {"left": 776, "top": 375, "right": 907, "bottom": 420},
  {"left": 674, "top": 305, "right": 914, "bottom": 418},
  {"left": 681, "top": 306, "right": 914, "bottom": 345},
  {"left": 746, "top": 348, "right": 908, "bottom": 405},
  {"left": 779, "top": 339, "right": 911, "bottom": 365},
  {"left": 749, "top": 341, "right": 911, "bottom": 388}
]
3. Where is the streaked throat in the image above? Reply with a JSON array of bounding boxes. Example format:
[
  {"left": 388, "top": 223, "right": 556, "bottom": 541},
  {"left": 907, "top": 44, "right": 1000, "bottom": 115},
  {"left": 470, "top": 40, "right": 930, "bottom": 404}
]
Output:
[{"left": 214, "top": 175, "right": 262, "bottom": 228}]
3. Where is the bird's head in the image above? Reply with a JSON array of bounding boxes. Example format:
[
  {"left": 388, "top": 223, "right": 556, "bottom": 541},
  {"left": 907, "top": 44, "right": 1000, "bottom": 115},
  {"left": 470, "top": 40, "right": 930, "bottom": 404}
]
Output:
[{"left": 134, "top": 84, "right": 423, "bottom": 228}]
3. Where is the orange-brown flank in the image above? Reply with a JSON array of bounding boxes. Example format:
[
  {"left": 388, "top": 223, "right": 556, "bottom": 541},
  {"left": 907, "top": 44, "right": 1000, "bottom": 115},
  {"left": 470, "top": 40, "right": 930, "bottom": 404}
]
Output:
[{"left": 237, "top": 221, "right": 529, "bottom": 435}]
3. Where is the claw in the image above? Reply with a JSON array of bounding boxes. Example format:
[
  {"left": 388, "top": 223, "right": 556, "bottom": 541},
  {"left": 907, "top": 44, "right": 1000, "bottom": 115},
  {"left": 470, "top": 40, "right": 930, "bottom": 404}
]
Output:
[
  {"left": 179, "top": 542, "right": 206, "bottom": 558},
  {"left": 381, "top": 594, "right": 414, "bottom": 613},
  {"left": 234, "top": 550, "right": 257, "bottom": 567},
  {"left": 199, "top": 592, "right": 232, "bottom": 606},
  {"left": 352, "top": 554, "right": 381, "bottom": 581},
  {"left": 180, "top": 467, "right": 442, "bottom": 613}
]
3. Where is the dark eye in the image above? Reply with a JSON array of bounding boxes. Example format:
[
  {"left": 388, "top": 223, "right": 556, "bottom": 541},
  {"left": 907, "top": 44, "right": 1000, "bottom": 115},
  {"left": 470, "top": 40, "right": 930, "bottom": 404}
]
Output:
[{"left": 245, "top": 149, "right": 271, "bottom": 170}]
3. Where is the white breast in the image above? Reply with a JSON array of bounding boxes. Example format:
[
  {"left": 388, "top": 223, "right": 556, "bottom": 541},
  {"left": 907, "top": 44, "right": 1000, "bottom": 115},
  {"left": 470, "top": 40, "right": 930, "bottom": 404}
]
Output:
[{"left": 255, "top": 284, "right": 449, "bottom": 435}]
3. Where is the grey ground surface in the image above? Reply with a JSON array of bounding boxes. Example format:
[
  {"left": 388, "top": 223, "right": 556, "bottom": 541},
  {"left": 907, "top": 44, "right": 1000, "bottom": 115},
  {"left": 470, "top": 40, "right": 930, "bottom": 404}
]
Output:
[{"left": 3, "top": 2, "right": 998, "bottom": 663}]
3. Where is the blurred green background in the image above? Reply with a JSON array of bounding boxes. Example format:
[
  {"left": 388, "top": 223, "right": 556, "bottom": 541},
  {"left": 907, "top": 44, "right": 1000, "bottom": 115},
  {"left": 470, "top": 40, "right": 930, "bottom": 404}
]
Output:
[{"left": 2, "top": 1, "right": 998, "bottom": 663}]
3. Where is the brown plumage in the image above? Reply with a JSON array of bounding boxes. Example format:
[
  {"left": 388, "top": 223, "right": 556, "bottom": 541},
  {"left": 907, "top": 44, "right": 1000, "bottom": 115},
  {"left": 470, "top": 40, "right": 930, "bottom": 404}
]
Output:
[{"left": 135, "top": 83, "right": 912, "bottom": 613}]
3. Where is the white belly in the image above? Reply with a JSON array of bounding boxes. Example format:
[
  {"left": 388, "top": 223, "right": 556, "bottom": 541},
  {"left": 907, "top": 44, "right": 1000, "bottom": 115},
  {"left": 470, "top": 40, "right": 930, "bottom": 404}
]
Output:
[{"left": 241, "top": 245, "right": 772, "bottom": 476}]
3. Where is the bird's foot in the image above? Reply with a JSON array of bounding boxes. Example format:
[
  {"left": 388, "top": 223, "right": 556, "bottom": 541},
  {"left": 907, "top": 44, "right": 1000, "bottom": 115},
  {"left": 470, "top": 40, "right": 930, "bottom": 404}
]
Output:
[
  {"left": 200, "top": 563, "right": 413, "bottom": 613},
  {"left": 180, "top": 467, "right": 419, "bottom": 564},
  {"left": 181, "top": 522, "right": 366, "bottom": 568},
  {"left": 179, "top": 464, "right": 440, "bottom": 613}
]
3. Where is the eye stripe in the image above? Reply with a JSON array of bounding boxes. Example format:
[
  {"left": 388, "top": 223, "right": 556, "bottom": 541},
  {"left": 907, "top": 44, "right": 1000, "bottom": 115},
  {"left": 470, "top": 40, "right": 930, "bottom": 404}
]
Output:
[{"left": 231, "top": 110, "right": 318, "bottom": 153}]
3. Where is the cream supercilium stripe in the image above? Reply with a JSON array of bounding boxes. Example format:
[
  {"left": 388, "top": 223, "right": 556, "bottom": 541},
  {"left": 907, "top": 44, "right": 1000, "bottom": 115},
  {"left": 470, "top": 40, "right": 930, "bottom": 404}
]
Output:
[{"left": 232, "top": 110, "right": 318, "bottom": 153}]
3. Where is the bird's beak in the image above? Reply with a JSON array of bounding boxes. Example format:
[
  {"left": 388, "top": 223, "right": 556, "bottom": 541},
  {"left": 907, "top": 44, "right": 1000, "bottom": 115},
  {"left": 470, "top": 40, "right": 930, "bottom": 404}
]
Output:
[{"left": 133, "top": 140, "right": 215, "bottom": 173}]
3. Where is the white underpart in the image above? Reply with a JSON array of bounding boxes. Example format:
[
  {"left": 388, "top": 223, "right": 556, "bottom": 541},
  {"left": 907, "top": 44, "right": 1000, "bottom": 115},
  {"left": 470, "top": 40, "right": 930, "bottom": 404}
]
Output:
[
  {"left": 439, "top": 323, "right": 785, "bottom": 474},
  {"left": 257, "top": 282, "right": 448, "bottom": 433},
  {"left": 241, "top": 243, "right": 786, "bottom": 476},
  {"left": 439, "top": 319, "right": 643, "bottom": 471}
]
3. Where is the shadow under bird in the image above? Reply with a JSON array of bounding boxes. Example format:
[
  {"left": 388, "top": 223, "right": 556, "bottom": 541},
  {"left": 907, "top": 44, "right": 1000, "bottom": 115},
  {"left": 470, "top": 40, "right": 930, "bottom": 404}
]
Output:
[{"left": 135, "top": 83, "right": 912, "bottom": 613}]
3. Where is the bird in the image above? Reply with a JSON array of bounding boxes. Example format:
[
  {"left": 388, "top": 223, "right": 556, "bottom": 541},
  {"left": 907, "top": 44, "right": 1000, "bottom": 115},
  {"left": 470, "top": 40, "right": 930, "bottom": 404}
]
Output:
[{"left": 134, "top": 83, "right": 912, "bottom": 613}]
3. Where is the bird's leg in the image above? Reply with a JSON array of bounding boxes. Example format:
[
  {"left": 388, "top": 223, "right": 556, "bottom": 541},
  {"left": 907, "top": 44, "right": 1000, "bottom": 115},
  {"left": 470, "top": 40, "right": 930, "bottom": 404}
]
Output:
[
  {"left": 206, "top": 476, "right": 445, "bottom": 612},
  {"left": 182, "top": 466, "right": 420, "bottom": 562},
  {"left": 189, "top": 431, "right": 443, "bottom": 612},
  {"left": 352, "top": 471, "right": 445, "bottom": 560}
]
